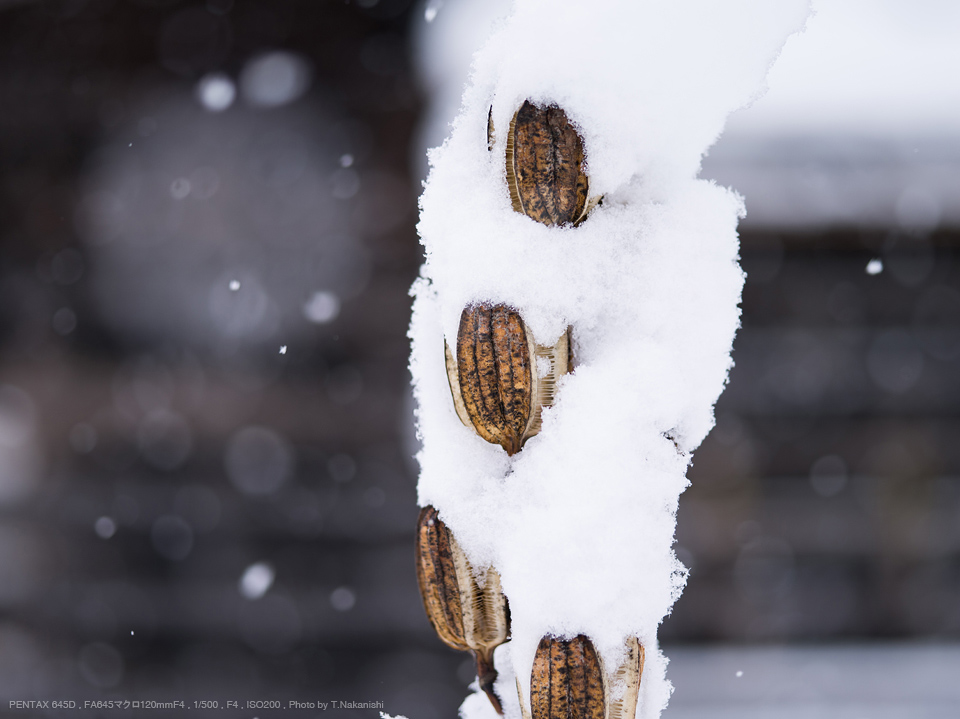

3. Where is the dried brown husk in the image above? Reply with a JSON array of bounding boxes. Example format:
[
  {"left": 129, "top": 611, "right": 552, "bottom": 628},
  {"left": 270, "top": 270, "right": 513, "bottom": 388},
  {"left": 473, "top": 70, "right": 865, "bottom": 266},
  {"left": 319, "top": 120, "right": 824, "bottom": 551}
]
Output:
[
  {"left": 446, "top": 303, "right": 570, "bottom": 455},
  {"left": 415, "top": 506, "right": 510, "bottom": 713},
  {"left": 529, "top": 634, "right": 605, "bottom": 719},
  {"left": 518, "top": 635, "right": 645, "bottom": 719},
  {"left": 488, "top": 105, "right": 496, "bottom": 152},
  {"left": 606, "top": 638, "right": 644, "bottom": 719},
  {"left": 506, "top": 100, "right": 597, "bottom": 227}
]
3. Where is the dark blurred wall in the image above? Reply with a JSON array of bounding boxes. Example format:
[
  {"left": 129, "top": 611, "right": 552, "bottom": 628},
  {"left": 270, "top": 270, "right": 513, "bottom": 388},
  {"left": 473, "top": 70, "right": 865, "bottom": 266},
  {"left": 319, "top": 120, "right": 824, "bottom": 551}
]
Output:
[
  {"left": 672, "top": 227, "right": 960, "bottom": 642},
  {"left": 0, "top": 1, "right": 958, "bottom": 718},
  {"left": 0, "top": 1, "right": 463, "bottom": 717}
]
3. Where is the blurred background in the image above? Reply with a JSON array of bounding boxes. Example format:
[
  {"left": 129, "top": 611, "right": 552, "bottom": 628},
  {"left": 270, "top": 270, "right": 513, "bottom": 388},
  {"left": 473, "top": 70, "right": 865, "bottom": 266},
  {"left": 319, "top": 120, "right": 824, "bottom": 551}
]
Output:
[{"left": 0, "top": 0, "right": 958, "bottom": 717}]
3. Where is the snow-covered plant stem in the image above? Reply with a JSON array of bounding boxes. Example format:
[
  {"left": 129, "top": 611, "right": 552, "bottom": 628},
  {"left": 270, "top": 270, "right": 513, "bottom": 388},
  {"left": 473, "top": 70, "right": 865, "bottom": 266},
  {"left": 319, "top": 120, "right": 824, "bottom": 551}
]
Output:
[{"left": 410, "top": 2, "right": 810, "bottom": 717}]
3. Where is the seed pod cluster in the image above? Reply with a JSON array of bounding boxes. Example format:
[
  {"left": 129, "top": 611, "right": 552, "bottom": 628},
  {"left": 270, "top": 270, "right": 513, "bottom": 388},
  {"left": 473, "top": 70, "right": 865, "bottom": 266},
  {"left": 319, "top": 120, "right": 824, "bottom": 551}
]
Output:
[
  {"left": 419, "top": 100, "right": 630, "bottom": 719},
  {"left": 517, "top": 635, "right": 645, "bottom": 719},
  {"left": 446, "top": 303, "right": 570, "bottom": 456},
  {"left": 415, "top": 506, "right": 510, "bottom": 713}
]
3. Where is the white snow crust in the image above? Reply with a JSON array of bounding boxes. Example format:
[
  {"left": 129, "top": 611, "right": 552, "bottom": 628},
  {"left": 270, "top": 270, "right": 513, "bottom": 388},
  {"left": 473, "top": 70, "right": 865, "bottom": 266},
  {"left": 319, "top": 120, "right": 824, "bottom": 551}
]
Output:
[{"left": 409, "top": 2, "right": 810, "bottom": 718}]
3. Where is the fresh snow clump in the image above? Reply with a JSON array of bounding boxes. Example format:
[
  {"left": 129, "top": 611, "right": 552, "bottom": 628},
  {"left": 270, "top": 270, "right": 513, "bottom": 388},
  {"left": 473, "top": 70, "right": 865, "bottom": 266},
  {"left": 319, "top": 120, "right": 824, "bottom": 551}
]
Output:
[{"left": 410, "top": 1, "right": 810, "bottom": 718}]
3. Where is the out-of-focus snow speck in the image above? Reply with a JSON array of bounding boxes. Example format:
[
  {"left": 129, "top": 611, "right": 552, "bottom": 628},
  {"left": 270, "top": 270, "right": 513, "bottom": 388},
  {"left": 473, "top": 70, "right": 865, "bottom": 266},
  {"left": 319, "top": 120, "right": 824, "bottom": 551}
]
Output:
[
  {"left": 339, "top": 153, "right": 354, "bottom": 168},
  {"left": 52, "top": 307, "right": 77, "bottom": 335},
  {"left": 330, "top": 587, "right": 356, "bottom": 612},
  {"left": 225, "top": 426, "right": 294, "bottom": 496},
  {"left": 196, "top": 73, "right": 236, "bottom": 112},
  {"left": 169, "top": 178, "right": 191, "bottom": 200},
  {"left": 866, "top": 258, "right": 883, "bottom": 275},
  {"left": 810, "top": 454, "right": 847, "bottom": 498},
  {"left": 229, "top": 280, "right": 240, "bottom": 291},
  {"left": 736, "top": 670, "right": 744, "bottom": 678},
  {"left": 240, "top": 562, "right": 275, "bottom": 600},
  {"left": 279, "top": 345, "right": 287, "bottom": 355},
  {"left": 425, "top": 0, "right": 443, "bottom": 22},
  {"left": 0, "top": 384, "right": 40, "bottom": 504},
  {"left": 303, "top": 290, "right": 340, "bottom": 324},
  {"left": 240, "top": 51, "right": 311, "bottom": 108},
  {"left": 94, "top": 517, "right": 117, "bottom": 539}
]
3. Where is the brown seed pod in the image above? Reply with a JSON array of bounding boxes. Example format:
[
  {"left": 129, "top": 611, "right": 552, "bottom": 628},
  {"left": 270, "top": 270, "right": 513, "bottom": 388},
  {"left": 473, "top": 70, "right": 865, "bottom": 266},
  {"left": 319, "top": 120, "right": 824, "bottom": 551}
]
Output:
[
  {"left": 415, "top": 506, "right": 510, "bottom": 714},
  {"left": 530, "top": 635, "right": 605, "bottom": 719},
  {"left": 506, "top": 100, "right": 596, "bottom": 227},
  {"left": 446, "top": 304, "right": 570, "bottom": 455},
  {"left": 518, "top": 636, "right": 645, "bottom": 719}
]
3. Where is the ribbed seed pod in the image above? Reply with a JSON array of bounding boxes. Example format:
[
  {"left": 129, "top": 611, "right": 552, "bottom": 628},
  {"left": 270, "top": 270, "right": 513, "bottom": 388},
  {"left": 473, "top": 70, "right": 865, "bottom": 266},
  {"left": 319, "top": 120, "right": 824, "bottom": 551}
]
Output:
[
  {"left": 506, "top": 100, "right": 597, "bottom": 227},
  {"left": 415, "top": 506, "right": 510, "bottom": 714},
  {"left": 530, "top": 635, "right": 605, "bottom": 719},
  {"left": 446, "top": 303, "right": 570, "bottom": 455},
  {"left": 518, "top": 636, "right": 645, "bottom": 719}
]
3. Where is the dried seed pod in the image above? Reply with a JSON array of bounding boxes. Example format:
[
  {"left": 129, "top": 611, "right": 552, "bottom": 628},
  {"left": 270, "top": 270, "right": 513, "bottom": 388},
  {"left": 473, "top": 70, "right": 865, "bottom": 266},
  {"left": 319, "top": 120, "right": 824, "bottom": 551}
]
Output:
[
  {"left": 607, "top": 637, "right": 644, "bottom": 719},
  {"left": 488, "top": 105, "right": 496, "bottom": 151},
  {"left": 530, "top": 635, "right": 605, "bottom": 719},
  {"left": 518, "top": 636, "right": 645, "bottom": 719},
  {"left": 446, "top": 304, "right": 570, "bottom": 455},
  {"left": 506, "top": 100, "right": 596, "bottom": 227},
  {"left": 416, "top": 506, "right": 510, "bottom": 714}
]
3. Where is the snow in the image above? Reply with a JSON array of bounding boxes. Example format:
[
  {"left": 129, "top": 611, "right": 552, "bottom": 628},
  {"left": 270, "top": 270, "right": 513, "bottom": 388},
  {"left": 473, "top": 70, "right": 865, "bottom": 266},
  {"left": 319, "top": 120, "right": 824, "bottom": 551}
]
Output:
[
  {"left": 424, "top": 0, "right": 443, "bottom": 23},
  {"left": 303, "top": 291, "right": 341, "bottom": 324},
  {"left": 239, "top": 562, "right": 275, "bottom": 600},
  {"left": 723, "top": 0, "right": 960, "bottom": 136},
  {"left": 94, "top": 516, "right": 117, "bottom": 539},
  {"left": 694, "top": 0, "right": 960, "bottom": 228},
  {"left": 239, "top": 51, "right": 311, "bottom": 109},
  {"left": 409, "top": 1, "right": 810, "bottom": 718},
  {"left": 330, "top": 586, "right": 356, "bottom": 612},
  {"left": 196, "top": 73, "right": 236, "bottom": 112}
]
